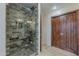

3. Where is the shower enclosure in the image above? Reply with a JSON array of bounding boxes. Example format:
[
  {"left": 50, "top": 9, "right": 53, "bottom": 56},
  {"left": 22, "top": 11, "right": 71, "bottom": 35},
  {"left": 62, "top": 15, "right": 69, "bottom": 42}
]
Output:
[{"left": 6, "top": 3, "right": 38, "bottom": 56}]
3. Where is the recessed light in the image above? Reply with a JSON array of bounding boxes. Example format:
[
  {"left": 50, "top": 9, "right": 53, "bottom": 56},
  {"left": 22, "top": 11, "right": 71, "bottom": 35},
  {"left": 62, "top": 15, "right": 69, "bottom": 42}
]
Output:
[{"left": 52, "top": 6, "right": 57, "bottom": 10}]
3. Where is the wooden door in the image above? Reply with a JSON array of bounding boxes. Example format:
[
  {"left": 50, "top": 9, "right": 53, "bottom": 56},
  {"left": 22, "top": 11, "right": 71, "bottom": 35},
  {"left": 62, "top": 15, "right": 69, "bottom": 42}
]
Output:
[
  {"left": 51, "top": 16, "right": 59, "bottom": 47},
  {"left": 51, "top": 11, "right": 78, "bottom": 55}
]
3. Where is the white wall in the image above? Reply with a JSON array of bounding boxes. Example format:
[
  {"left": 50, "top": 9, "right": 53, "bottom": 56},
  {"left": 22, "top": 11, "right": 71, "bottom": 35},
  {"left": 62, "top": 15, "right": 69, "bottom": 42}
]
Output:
[
  {"left": 42, "top": 4, "right": 79, "bottom": 47},
  {"left": 0, "top": 3, "right": 6, "bottom": 56}
]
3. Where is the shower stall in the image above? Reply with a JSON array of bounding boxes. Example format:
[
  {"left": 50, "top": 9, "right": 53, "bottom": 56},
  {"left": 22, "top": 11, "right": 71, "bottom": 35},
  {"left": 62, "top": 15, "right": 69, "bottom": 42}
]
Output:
[{"left": 6, "top": 3, "right": 38, "bottom": 56}]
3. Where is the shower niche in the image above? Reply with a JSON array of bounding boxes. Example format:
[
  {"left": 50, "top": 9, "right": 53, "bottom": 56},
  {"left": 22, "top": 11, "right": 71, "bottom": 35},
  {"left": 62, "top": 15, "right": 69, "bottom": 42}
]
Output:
[{"left": 6, "top": 3, "right": 38, "bottom": 56}]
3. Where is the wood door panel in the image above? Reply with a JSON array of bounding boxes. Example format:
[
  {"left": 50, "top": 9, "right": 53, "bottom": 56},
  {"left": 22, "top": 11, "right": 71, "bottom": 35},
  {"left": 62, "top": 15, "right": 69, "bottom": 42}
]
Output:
[
  {"left": 59, "top": 15, "right": 67, "bottom": 50},
  {"left": 65, "top": 12, "right": 77, "bottom": 53},
  {"left": 52, "top": 17, "right": 60, "bottom": 46},
  {"left": 51, "top": 11, "right": 78, "bottom": 55},
  {"left": 77, "top": 11, "right": 79, "bottom": 55}
]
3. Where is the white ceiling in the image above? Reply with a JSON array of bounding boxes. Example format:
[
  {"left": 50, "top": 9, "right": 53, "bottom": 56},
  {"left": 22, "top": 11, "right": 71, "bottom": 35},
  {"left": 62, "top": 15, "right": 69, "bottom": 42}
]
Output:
[{"left": 40, "top": 3, "right": 78, "bottom": 16}]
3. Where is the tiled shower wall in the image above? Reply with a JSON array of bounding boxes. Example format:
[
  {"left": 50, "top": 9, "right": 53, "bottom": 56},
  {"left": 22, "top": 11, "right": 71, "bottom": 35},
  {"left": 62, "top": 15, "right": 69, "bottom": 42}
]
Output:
[
  {"left": 0, "top": 3, "right": 40, "bottom": 56},
  {"left": 6, "top": 3, "right": 38, "bottom": 56}
]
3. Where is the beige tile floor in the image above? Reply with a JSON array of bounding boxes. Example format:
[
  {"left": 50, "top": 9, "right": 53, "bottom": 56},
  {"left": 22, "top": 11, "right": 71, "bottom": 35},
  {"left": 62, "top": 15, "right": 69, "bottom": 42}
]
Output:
[{"left": 39, "top": 45, "right": 77, "bottom": 56}]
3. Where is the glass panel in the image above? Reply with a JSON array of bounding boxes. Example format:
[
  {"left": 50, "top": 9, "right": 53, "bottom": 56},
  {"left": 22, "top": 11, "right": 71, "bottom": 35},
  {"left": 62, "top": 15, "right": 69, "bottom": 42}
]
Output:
[{"left": 6, "top": 3, "right": 38, "bottom": 56}]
